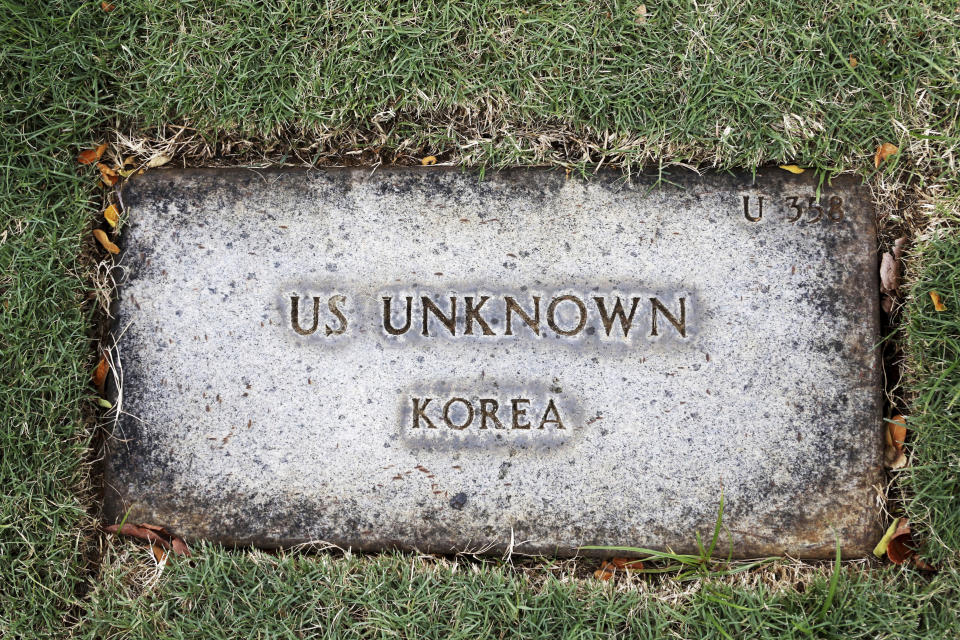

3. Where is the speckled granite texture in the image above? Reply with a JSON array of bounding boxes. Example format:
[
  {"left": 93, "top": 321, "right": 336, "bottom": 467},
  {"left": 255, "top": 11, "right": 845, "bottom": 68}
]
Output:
[{"left": 104, "top": 167, "right": 882, "bottom": 557}]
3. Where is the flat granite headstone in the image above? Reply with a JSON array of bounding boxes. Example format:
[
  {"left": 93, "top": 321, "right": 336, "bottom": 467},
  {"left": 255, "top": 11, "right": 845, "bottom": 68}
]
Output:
[{"left": 104, "top": 167, "right": 883, "bottom": 558}]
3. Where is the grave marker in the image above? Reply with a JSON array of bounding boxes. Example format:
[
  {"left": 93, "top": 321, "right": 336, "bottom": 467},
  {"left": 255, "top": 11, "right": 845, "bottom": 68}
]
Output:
[{"left": 104, "top": 168, "right": 882, "bottom": 557}]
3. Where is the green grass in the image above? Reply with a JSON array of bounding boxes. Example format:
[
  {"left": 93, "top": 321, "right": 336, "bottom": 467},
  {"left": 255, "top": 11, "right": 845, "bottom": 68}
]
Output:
[
  {"left": 80, "top": 547, "right": 960, "bottom": 639},
  {"left": 0, "top": 0, "right": 958, "bottom": 637},
  {"left": 902, "top": 228, "right": 960, "bottom": 563}
]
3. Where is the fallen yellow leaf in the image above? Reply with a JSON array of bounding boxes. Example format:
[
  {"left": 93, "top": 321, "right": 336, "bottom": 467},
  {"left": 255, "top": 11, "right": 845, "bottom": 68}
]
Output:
[
  {"left": 874, "top": 143, "right": 898, "bottom": 168},
  {"left": 930, "top": 291, "right": 947, "bottom": 311},
  {"left": 93, "top": 228, "right": 120, "bottom": 254},
  {"left": 849, "top": 55, "right": 858, "bottom": 68},
  {"left": 103, "top": 204, "right": 119, "bottom": 228},
  {"left": 779, "top": 164, "right": 805, "bottom": 174},
  {"left": 421, "top": 155, "right": 437, "bottom": 166},
  {"left": 873, "top": 518, "right": 899, "bottom": 557}
]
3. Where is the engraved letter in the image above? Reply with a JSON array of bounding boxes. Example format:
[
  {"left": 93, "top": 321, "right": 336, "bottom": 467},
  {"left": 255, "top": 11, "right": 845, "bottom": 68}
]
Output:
[
  {"left": 593, "top": 296, "right": 641, "bottom": 337},
  {"left": 743, "top": 195, "right": 763, "bottom": 222},
  {"left": 538, "top": 399, "right": 566, "bottom": 430},
  {"left": 511, "top": 398, "right": 531, "bottom": 429},
  {"left": 421, "top": 296, "right": 457, "bottom": 336},
  {"left": 443, "top": 397, "right": 474, "bottom": 430},
  {"left": 464, "top": 296, "right": 496, "bottom": 336},
  {"left": 382, "top": 296, "right": 413, "bottom": 335},
  {"left": 412, "top": 398, "right": 437, "bottom": 429},
  {"left": 547, "top": 295, "right": 587, "bottom": 337},
  {"left": 290, "top": 295, "right": 320, "bottom": 336},
  {"left": 650, "top": 297, "right": 687, "bottom": 337},
  {"left": 479, "top": 398, "right": 504, "bottom": 429},
  {"left": 325, "top": 294, "right": 348, "bottom": 336},
  {"left": 504, "top": 296, "right": 541, "bottom": 336}
]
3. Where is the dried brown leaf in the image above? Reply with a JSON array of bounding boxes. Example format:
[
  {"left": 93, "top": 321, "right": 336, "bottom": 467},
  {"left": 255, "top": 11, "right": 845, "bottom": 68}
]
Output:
[
  {"left": 170, "top": 536, "right": 192, "bottom": 557},
  {"left": 885, "top": 447, "right": 907, "bottom": 469},
  {"left": 880, "top": 252, "right": 899, "bottom": 293},
  {"left": 887, "top": 519, "right": 914, "bottom": 564},
  {"left": 892, "top": 236, "right": 907, "bottom": 261},
  {"left": 77, "top": 143, "right": 107, "bottom": 165},
  {"left": 92, "top": 354, "right": 109, "bottom": 390},
  {"left": 151, "top": 543, "right": 168, "bottom": 563},
  {"left": 104, "top": 523, "right": 172, "bottom": 549},
  {"left": 849, "top": 55, "right": 858, "bottom": 68},
  {"left": 888, "top": 415, "right": 907, "bottom": 450},
  {"left": 146, "top": 153, "right": 172, "bottom": 168},
  {"left": 93, "top": 229, "right": 120, "bottom": 254},
  {"left": 881, "top": 295, "right": 895, "bottom": 314},
  {"left": 593, "top": 561, "right": 615, "bottom": 581},
  {"left": 610, "top": 557, "right": 644, "bottom": 570},
  {"left": 874, "top": 142, "right": 898, "bottom": 168},
  {"left": 101, "top": 1, "right": 116, "bottom": 12},
  {"left": 98, "top": 162, "right": 119, "bottom": 187}
]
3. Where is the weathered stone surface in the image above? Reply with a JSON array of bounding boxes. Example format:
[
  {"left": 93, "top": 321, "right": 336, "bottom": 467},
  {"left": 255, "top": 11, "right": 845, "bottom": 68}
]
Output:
[{"left": 104, "top": 167, "right": 883, "bottom": 557}]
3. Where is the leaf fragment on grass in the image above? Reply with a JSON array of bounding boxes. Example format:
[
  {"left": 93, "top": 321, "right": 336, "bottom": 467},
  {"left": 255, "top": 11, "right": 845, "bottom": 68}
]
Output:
[
  {"left": 103, "top": 204, "right": 119, "bottom": 228},
  {"left": 873, "top": 519, "right": 899, "bottom": 557},
  {"left": 874, "top": 142, "right": 898, "bottom": 168},
  {"left": 77, "top": 143, "right": 107, "bottom": 165},
  {"left": 421, "top": 155, "right": 437, "bottom": 166},
  {"left": 101, "top": 1, "right": 115, "bottom": 11},
  {"left": 93, "top": 229, "right": 120, "bottom": 254},
  {"left": 930, "top": 290, "right": 947, "bottom": 311},
  {"left": 849, "top": 55, "right": 858, "bottom": 68},
  {"left": 634, "top": 4, "right": 647, "bottom": 23},
  {"left": 96, "top": 398, "right": 113, "bottom": 409},
  {"left": 146, "top": 153, "right": 171, "bottom": 168},
  {"left": 778, "top": 164, "right": 805, "bottom": 174}
]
